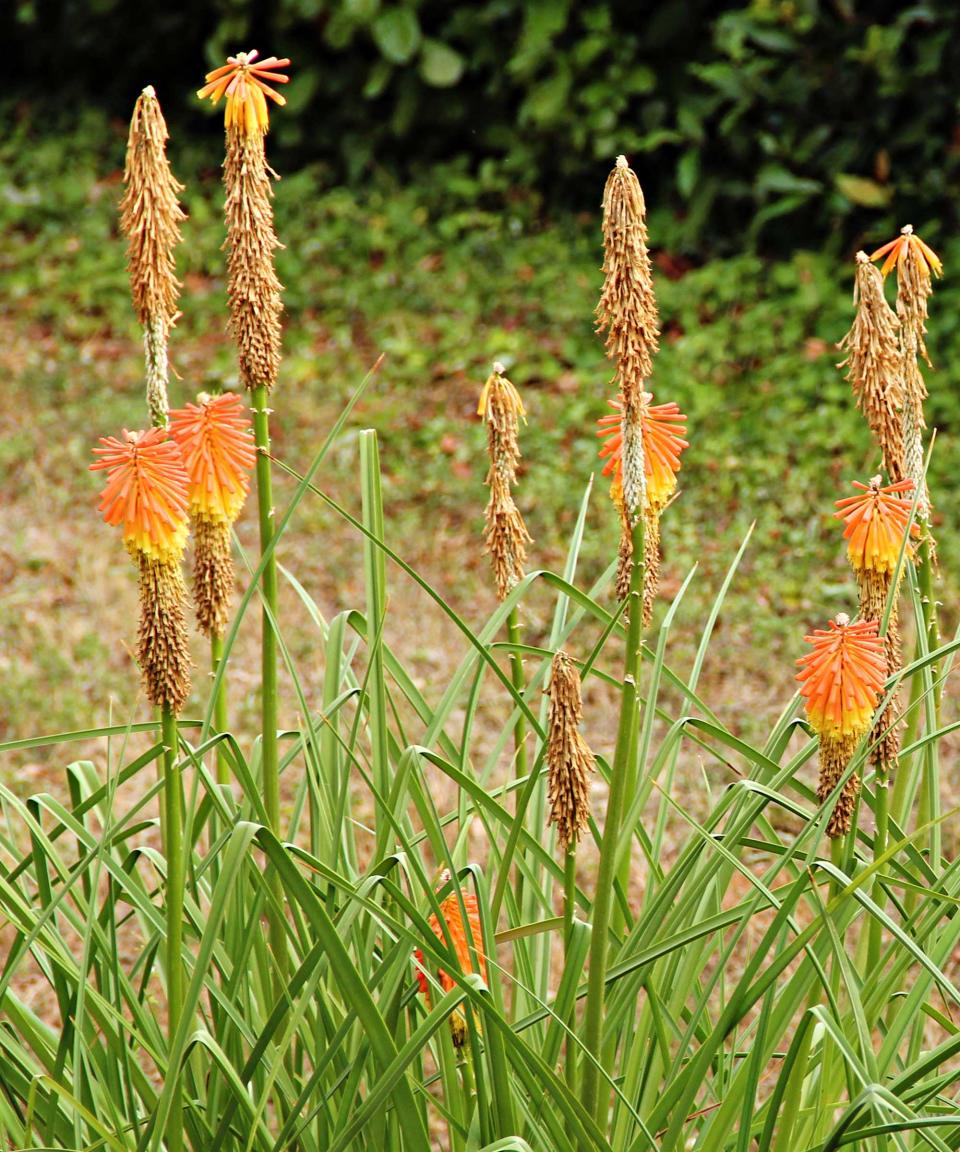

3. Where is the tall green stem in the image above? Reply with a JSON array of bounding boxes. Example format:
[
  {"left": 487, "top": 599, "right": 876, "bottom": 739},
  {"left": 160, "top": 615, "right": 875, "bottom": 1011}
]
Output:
[
  {"left": 917, "top": 536, "right": 942, "bottom": 871},
  {"left": 867, "top": 766, "right": 889, "bottom": 975},
  {"left": 507, "top": 608, "right": 528, "bottom": 922},
  {"left": 210, "top": 632, "right": 230, "bottom": 787},
  {"left": 161, "top": 705, "right": 184, "bottom": 1152},
  {"left": 582, "top": 514, "right": 644, "bottom": 1125},
  {"left": 563, "top": 847, "right": 577, "bottom": 1090},
  {"left": 251, "top": 383, "right": 286, "bottom": 982}
]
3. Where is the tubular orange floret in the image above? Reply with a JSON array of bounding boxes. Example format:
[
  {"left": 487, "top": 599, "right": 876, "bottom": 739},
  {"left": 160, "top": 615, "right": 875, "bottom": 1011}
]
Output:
[
  {"left": 796, "top": 615, "right": 886, "bottom": 739},
  {"left": 834, "top": 477, "right": 918, "bottom": 576},
  {"left": 198, "top": 50, "right": 291, "bottom": 136},
  {"left": 91, "top": 428, "right": 190, "bottom": 563},
  {"left": 168, "top": 393, "right": 256, "bottom": 526},
  {"left": 597, "top": 394, "right": 689, "bottom": 510},
  {"left": 869, "top": 225, "right": 943, "bottom": 280}
]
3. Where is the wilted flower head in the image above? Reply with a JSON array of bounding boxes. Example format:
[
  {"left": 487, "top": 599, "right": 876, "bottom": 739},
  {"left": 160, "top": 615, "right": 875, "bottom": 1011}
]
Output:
[
  {"left": 796, "top": 614, "right": 886, "bottom": 739},
  {"left": 597, "top": 394, "right": 688, "bottom": 511},
  {"left": 91, "top": 429, "right": 190, "bottom": 563},
  {"left": 481, "top": 363, "right": 532, "bottom": 600},
  {"left": 546, "top": 651, "right": 595, "bottom": 852},
  {"left": 870, "top": 225, "right": 942, "bottom": 280},
  {"left": 834, "top": 477, "right": 917, "bottom": 576},
  {"left": 198, "top": 50, "right": 290, "bottom": 136},
  {"left": 169, "top": 393, "right": 256, "bottom": 526}
]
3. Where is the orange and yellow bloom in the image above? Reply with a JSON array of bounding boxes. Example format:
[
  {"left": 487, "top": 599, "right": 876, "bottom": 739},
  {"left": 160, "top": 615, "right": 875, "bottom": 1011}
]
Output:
[
  {"left": 597, "top": 394, "right": 688, "bottom": 510},
  {"left": 834, "top": 477, "right": 918, "bottom": 576},
  {"left": 870, "top": 226, "right": 942, "bottom": 280},
  {"left": 796, "top": 616, "right": 886, "bottom": 739},
  {"left": 414, "top": 889, "right": 487, "bottom": 1046},
  {"left": 169, "top": 393, "right": 256, "bottom": 526},
  {"left": 197, "top": 50, "right": 290, "bottom": 136},
  {"left": 90, "top": 429, "right": 190, "bottom": 562}
]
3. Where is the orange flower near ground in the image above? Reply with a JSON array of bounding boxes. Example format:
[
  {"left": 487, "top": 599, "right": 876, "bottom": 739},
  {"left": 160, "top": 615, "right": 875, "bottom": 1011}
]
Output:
[
  {"left": 870, "top": 226, "right": 943, "bottom": 280},
  {"left": 834, "top": 477, "right": 918, "bottom": 576},
  {"left": 597, "top": 394, "right": 689, "bottom": 509},
  {"left": 90, "top": 429, "right": 190, "bottom": 562},
  {"left": 169, "top": 393, "right": 256, "bottom": 526},
  {"left": 197, "top": 50, "right": 290, "bottom": 135},
  {"left": 796, "top": 615, "right": 886, "bottom": 738},
  {"left": 414, "top": 891, "right": 487, "bottom": 997}
]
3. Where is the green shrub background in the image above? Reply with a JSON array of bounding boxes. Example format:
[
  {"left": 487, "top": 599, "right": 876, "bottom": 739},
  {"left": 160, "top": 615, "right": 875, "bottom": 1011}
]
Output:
[{"left": 8, "top": 0, "right": 960, "bottom": 249}]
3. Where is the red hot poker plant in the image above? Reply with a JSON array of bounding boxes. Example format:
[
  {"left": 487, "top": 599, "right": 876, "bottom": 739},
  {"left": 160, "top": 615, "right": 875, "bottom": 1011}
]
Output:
[{"left": 797, "top": 614, "right": 886, "bottom": 837}]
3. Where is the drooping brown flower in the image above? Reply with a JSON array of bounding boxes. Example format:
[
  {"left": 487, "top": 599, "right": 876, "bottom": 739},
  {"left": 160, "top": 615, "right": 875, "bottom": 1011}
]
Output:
[
  {"left": 91, "top": 429, "right": 192, "bottom": 712},
  {"left": 169, "top": 393, "right": 256, "bottom": 638},
  {"left": 797, "top": 614, "right": 886, "bottom": 836},
  {"left": 119, "top": 86, "right": 185, "bottom": 428},
  {"left": 838, "top": 253, "right": 904, "bottom": 480},
  {"left": 546, "top": 651, "right": 596, "bottom": 852},
  {"left": 480, "top": 363, "right": 532, "bottom": 600}
]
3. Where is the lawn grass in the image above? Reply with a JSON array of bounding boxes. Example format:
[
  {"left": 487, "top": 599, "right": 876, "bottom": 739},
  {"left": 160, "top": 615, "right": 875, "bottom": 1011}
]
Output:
[{"left": 2, "top": 109, "right": 958, "bottom": 755}]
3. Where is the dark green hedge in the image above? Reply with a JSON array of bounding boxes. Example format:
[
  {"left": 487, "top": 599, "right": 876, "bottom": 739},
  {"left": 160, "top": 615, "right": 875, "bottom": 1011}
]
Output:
[{"left": 8, "top": 1, "right": 960, "bottom": 250}]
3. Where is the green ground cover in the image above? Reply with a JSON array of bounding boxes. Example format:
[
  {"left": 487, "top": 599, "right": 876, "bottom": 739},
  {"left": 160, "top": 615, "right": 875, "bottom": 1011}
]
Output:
[{"left": 2, "top": 112, "right": 957, "bottom": 744}]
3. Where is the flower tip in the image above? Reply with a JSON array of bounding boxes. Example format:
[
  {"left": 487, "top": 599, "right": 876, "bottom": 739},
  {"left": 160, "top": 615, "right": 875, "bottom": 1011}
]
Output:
[
  {"left": 142, "top": 84, "right": 156, "bottom": 98},
  {"left": 616, "top": 154, "right": 629, "bottom": 169}
]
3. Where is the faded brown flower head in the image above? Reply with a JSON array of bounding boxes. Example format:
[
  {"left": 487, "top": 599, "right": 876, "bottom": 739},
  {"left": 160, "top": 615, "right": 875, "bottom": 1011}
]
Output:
[
  {"left": 137, "top": 554, "right": 192, "bottom": 714},
  {"left": 223, "top": 125, "right": 284, "bottom": 391},
  {"left": 481, "top": 364, "right": 532, "bottom": 600},
  {"left": 119, "top": 86, "right": 185, "bottom": 428},
  {"left": 596, "top": 156, "right": 659, "bottom": 424},
  {"left": 546, "top": 651, "right": 596, "bottom": 852},
  {"left": 838, "top": 254, "right": 904, "bottom": 480}
]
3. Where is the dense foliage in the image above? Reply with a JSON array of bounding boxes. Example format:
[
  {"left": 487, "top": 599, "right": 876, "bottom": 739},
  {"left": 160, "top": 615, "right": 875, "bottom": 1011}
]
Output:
[{"left": 8, "top": 0, "right": 960, "bottom": 249}]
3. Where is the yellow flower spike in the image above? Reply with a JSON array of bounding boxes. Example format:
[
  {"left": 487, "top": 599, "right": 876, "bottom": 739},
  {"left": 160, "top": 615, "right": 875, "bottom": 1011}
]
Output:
[
  {"left": 596, "top": 393, "right": 689, "bottom": 511},
  {"left": 796, "top": 614, "right": 886, "bottom": 740},
  {"left": 90, "top": 428, "right": 190, "bottom": 564},
  {"left": 834, "top": 477, "right": 919, "bottom": 577},
  {"left": 168, "top": 393, "right": 256, "bottom": 526}
]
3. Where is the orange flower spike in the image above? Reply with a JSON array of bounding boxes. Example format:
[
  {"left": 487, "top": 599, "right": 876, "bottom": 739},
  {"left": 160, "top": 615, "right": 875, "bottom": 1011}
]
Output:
[
  {"left": 869, "top": 226, "right": 943, "bottom": 280},
  {"left": 834, "top": 477, "right": 919, "bottom": 576},
  {"left": 198, "top": 50, "right": 291, "bottom": 135},
  {"left": 168, "top": 393, "right": 256, "bottom": 525},
  {"left": 91, "top": 429, "right": 190, "bottom": 563},
  {"left": 424, "top": 892, "right": 487, "bottom": 994},
  {"left": 597, "top": 394, "right": 689, "bottom": 509},
  {"left": 796, "top": 615, "right": 886, "bottom": 738}
]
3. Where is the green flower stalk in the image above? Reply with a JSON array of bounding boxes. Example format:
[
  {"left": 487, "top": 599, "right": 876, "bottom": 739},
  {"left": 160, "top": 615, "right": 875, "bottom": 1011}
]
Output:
[{"left": 199, "top": 52, "right": 291, "bottom": 973}]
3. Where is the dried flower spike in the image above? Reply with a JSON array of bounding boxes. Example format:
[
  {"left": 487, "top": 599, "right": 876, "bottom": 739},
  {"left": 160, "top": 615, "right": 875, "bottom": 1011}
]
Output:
[
  {"left": 837, "top": 253, "right": 904, "bottom": 480},
  {"left": 546, "top": 651, "right": 596, "bottom": 852},
  {"left": 119, "top": 87, "right": 185, "bottom": 428},
  {"left": 198, "top": 50, "right": 290, "bottom": 137},
  {"left": 796, "top": 614, "right": 886, "bottom": 836},
  {"left": 202, "top": 53, "right": 290, "bottom": 393},
  {"left": 481, "top": 363, "right": 532, "bottom": 600},
  {"left": 91, "top": 430, "right": 192, "bottom": 712},
  {"left": 169, "top": 393, "right": 256, "bottom": 637},
  {"left": 596, "top": 156, "right": 659, "bottom": 422},
  {"left": 414, "top": 881, "right": 487, "bottom": 1048}
]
